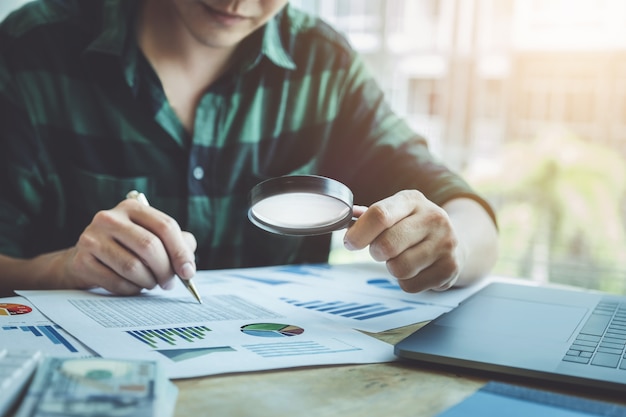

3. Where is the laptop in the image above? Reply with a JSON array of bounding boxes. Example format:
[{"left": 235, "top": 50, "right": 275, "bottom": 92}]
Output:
[{"left": 394, "top": 282, "right": 626, "bottom": 392}]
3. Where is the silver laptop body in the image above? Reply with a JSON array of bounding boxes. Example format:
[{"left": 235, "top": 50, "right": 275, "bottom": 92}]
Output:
[{"left": 394, "top": 282, "right": 626, "bottom": 392}]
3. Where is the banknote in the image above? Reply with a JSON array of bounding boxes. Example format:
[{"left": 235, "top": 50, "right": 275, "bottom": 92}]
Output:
[{"left": 15, "top": 357, "right": 177, "bottom": 417}]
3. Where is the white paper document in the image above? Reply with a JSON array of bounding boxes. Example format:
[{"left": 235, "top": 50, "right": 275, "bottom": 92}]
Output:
[
  {"left": 264, "top": 283, "right": 449, "bottom": 332},
  {"left": 195, "top": 263, "right": 487, "bottom": 331},
  {"left": 18, "top": 286, "right": 396, "bottom": 379},
  {"left": 0, "top": 296, "right": 95, "bottom": 358}
]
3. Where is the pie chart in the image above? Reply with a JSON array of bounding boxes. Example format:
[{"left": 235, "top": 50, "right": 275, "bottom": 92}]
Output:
[
  {"left": 0, "top": 303, "right": 33, "bottom": 316},
  {"left": 240, "top": 323, "right": 304, "bottom": 337}
]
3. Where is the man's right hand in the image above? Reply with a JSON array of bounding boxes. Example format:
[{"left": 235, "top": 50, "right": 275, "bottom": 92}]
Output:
[{"left": 43, "top": 198, "right": 197, "bottom": 295}]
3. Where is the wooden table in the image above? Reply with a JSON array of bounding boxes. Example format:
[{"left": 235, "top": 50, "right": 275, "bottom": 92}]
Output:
[{"left": 172, "top": 322, "right": 626, "bottom": 417}]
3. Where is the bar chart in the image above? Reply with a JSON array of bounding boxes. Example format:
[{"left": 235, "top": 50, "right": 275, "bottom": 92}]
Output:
[
  {"left": 366, "top": 278, "right": 402, "bottom": 291},
  {"left": 156, "top": 346, "right": 235, "bottom": 362},
  {"left": 243, "top": 340, "right": 360, "bottom": 358},
  {"left": 279, "top": 297, "right": 414, "bottom": 321},
  {"left": 1, "top": 324, "right": 80, "bottom": 353},
  {"left": 126, "top": 326, "right": 212, "bottom": 349}
]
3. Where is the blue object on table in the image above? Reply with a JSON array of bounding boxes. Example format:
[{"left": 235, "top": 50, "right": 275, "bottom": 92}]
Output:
[{"left": 436, "top": 381, "right": 626, "bottom": 417}]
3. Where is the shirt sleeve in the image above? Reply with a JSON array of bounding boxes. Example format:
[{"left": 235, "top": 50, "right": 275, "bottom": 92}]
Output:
[
  {"left": 0, "top": 48, "right": 57, "bottom": 258},
  {"left": 319, "top": 52, "right": 497, "bottom": 227}
]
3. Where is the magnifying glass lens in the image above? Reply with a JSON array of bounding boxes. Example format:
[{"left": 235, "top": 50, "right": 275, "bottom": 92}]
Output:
[
  {"left": 248, "top": 175, "right": 354, "bottom": 236},
  {"left": 251, "top": 193, "right": 351, "bottom": 228}
]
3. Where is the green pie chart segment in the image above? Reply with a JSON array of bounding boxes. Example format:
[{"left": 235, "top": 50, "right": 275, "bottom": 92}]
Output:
[{"left": 240, "top": 323, "right": 304, "bottom": 337}]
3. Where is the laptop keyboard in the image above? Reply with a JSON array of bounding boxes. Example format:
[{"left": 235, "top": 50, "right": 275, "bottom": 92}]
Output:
[{"left": 562, "top": 300, "right": 626, "bottom": 369}]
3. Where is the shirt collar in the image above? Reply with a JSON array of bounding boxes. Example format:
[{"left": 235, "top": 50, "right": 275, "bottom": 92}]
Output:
[
  {"left": 83, "top": 0, "right": 134, "bottom": 55},
  {"left": 258, "top": 12, "right": 296, "bottom": 70},
  {"left": 81, "top": 0, "right": 140, "bottom": 89}
]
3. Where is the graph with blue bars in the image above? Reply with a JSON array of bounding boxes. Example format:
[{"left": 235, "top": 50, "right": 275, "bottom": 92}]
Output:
[
  {"left": 1, "top": 325, "right": 79, "bottom": 353},
  {"left": 127, "top": 325, "right": 212, "bottom": 349},
  {"left": 244, "top": 340, "right": 359, "bottom": 358},
  {"left": 279, "top": 297, "right": 414, "bottom": 320}
]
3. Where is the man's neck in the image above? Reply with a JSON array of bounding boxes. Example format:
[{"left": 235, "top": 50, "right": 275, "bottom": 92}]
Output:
[
  {"left": 137, "top": 0, "right": 237, "bottom": 133},
  {"left": 138, "top": 0, "right": 239, "bottom": 82}
]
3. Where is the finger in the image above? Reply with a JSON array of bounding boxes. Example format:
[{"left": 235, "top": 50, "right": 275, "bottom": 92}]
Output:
[
  {"left": 182, "top": 231, "right": 198, "bottom": 252},
  {"left": 394, "top": 257, "right": 460, "bottom": 293},
  {"left": 381, "top": 230, "right": 436, "bottom": 281},
  {"left": 124, "top": 200, "right": 196, "bottom": 281},
  {"left": 367, "top": 214, "right": 429, "bottom": 262},
  {"left": 383, "top": 227, "right": 459, "bottom": 293},
  {"left": 69, "top": 243, "right": 145, "bottom": 295},
  {"left": 114, "top": 222, "right": 175, "bottom": 287},
  {"left": 432, "top": 278, "right": 458, "bottom": 292},
  {"left": 76, "top": 219, "right": 159, "bottom": 291},
  {"left": 84, "top": 255, "right": 146, "bottom": 295},
  {"left": 177, "top": 232, "right": 198, "bottom": 285},
  {"left": 344, "top": 190, "right": 422, "bottom": 250},
  {"left": 93, "top": 203, "right": 174, "bottom": 288},
  {"left": 94, "top": 234, "right": 160, "bottom": 290},
  {"left": 384, "top": 232, "right": 458, "bottom": 284}
]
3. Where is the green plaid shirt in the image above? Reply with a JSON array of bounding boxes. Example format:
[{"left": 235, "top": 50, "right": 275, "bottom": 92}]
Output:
[{"left": 0, "top": 0, "right": 494, "bottom": 270}]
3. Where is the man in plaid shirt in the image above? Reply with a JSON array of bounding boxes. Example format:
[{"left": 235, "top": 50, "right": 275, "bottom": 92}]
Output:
[{"left": 0, "top": 0, "right": 498, "bottom": 296}]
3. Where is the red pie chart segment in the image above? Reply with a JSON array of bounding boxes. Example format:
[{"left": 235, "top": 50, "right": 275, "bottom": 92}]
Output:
[{"left": 0, "top": 303, "right": 33, "bottom": 316}]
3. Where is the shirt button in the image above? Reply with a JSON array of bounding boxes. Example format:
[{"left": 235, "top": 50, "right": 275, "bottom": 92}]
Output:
[{"left": 193, "top": 166, "right": 204, "bottom": 180}]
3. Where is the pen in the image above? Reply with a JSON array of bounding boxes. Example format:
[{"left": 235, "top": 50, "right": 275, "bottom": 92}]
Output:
[{"left": 126, "top": 190, "right": 203, "bottom": 304}]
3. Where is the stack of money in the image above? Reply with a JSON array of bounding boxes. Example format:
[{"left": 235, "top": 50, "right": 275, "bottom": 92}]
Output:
[{"left": 14, "top": 357, "right": 177, "bottom": 417}]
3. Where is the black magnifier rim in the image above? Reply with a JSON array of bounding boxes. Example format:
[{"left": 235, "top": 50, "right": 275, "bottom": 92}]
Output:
[{"left": 248, "top": 175, "right": 354, "bottom": 236}]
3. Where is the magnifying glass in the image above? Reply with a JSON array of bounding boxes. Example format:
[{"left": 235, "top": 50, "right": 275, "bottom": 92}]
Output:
[{"left": 248, "top": 175, "right": 354, "bottom": 236}]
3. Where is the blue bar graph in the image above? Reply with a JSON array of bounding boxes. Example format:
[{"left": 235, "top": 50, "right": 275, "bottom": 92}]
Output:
[
  {"left": 243, "top": 340, "right": 359, "bottom": 358},
  {"left": 275, "top": 264, "right": 330, "bottom": 276},
  {"left": 1, "top": 325, "right": 79, "bottom": 353},
  {"left": 367, "top": 278, "right": 402, "bottom": 291},
  {"left": 280, "top": 297, "right": 414, "bottom": 320}
]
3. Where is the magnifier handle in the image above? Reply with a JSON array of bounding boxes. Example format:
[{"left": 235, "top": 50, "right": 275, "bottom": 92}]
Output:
[
  {"left": 351, "top": 205, "right": 368, "bottom": 218},
  {"left": 347, "top": 205, "right": 369, "bottom": 228}
]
